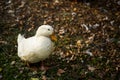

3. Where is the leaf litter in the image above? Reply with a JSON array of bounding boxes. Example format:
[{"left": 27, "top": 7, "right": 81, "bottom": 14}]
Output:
[{"left": 0, "top": 0, "right": 120, "bottom": 80}]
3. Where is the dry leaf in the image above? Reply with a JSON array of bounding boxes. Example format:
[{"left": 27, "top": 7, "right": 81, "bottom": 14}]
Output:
[
  {"left": 55, "top": 0, "right": 59, "bottom": 3},
  {"left": 76, "top": 40, "right": 82, "bottom": 47},
  {"left": 57, "top": 69, "right": 65, "bottom": 76},
  {"left": 42, "top": 75, "right": 46, "bottom": 80},
  {"left": 31, "top": 78, "right": 39, "bottom": 80},
  {"left": 70, "top": 55, "right": 74, "bottom": 61},
  {"left": 19, "top": 1, "right": 25, "bottom": 8},
  {"left": 28, "top": 27, "right": 34, "bottom": 32},
  {"left": 71, "top": 64, "right": 79, "bottom": 70},
  {"left": 0, "top": 68, "right": 2, "bottom": 72},
  {"left": 0, "top": 74, "right": 2, "bottom": 79},
  {"left": 87, "top": 65, "right": 96, "bottom": 72},
  {"left": 0, "top": 41, "right": 7, "bottom": 44},
  {"left": 81, "top": 24, "right": 89, "bottom": 31},
  {"left": 73, "top": 8, "right": 77, "bottom": 11},
  {"left": 59, "top": 28, "right": 65, "bottom": 35},
  {"left": 11, "top": 61, "right": 16, "bottom": 65},
  {"left": 85, "top": 49, "right": 93, "bottom": 56}
]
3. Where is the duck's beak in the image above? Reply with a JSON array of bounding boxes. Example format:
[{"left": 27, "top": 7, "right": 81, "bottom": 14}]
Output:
[{"left": 50, "top": 33, "right": 57, "bottom": 42}]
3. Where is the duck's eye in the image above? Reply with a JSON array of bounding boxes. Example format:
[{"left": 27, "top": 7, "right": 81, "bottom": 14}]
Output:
[{"left": 48, "top": 29, "right": 50, "bottom": 31}]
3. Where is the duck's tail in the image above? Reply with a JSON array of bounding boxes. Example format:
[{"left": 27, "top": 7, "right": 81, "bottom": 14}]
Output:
[{"left": 17, "top": 34, "right": 25, "bottom": 43}]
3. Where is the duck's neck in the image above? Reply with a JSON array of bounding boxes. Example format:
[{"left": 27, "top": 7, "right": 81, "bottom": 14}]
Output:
[{"left": 35, "top": 33, "right": 49, "bottom": 38}]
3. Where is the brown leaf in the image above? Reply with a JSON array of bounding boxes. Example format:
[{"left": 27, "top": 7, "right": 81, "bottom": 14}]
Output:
[
  {"left": 87, "top": 65, "right": 96, "bottom": 72},
  {"left": 42, "top": 75, "right": 46, "bottom": 80},
  {"left": 30, "top": 78, "right": 39, "bottom": 80},
  {"left": 28, "top": 27, "right": 34, "bottom": 32},
  {"left": 57, "top": 69, "right": 65, "bottom": 76},
  {"left": 19, "top": 1, "right": 26, "bottom": 8},
  {"left": 0, "top": 68, "right": 2, "bottom": 72},
  {"left": 0, "top": 41, "right": 7, "bottom": 44},
  {"left": 76, "top": 40, "right": 82, "bottom": 47},
  {"left": 73, "top": 8, "right": 77, "bottom": 11}
]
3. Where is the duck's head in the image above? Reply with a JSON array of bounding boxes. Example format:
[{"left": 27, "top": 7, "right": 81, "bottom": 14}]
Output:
[{"left": 36, "top": 25, "right": 57, "bottom": 41}]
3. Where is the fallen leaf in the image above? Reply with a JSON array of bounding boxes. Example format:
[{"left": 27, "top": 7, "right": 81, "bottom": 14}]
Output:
[
  {"left": 71, "top": 64, "right": 79, "bottom": 70},
  {"left": 76, "top": 40, "right": 82, "bottom": 47},
  {"left": 0, "top": 74, "right": 2, "bottom": 79},
  {"left": 11, "top": 61, "right": 16, "bottom": 65},
  {"left": 0, "top": 41, "right": 7, "bottom": 44},
  {"left": 31, "top": 78, "right": 39, "bottom": 80},
  {"left": 19, "top": 1, "right": 26, "bottom": 8},
  {"left": 54, "top": 0, "right": 59, "bottom": 3},
  {"left": 57, "top": 69, "right": 65, "bottom": 76},
  {"left": 81, "top": 24, "right": 89, "bottom": 31},
  {"left": 8, "top": 10, "right": 14, "bottom": 14},
  {"left": 85, "top": 49, "right": 93, "bottom": 56},
  {"left": 0, "top": 68, "right": 2, "bottom": 72},
  {"left": 59, "top": 28, "right": 65, "bottom": 35},
  {"left": 42, "top": 75, "right": 46, "bottom": 80},
  {"left": 73, "top": 8, "right": 77, "bottom": 11},
  {"left": 28, "top": 27, "right": 34, "bottom": 32},
  {"left": 87, "top": 65, "right": 96, "bottom": 72}
]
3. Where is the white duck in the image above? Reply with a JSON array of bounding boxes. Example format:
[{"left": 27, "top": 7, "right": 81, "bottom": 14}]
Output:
[{"left": 17, "top": 25, "right": 57, "bottom": 64}]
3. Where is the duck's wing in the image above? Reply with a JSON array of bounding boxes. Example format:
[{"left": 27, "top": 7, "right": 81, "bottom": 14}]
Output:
[{"left": 17, "top": 35, "right": 36, "bottom": 59}]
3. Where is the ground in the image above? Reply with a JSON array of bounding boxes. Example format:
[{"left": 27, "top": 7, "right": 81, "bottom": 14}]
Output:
[{"left": 0, "top": 0, "right": 120, "bottom": 80}]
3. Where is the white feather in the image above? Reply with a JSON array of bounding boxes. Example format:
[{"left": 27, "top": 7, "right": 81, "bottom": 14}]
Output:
[{"left": 17, "top": 25, "right": 54, "bottom": 63}]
